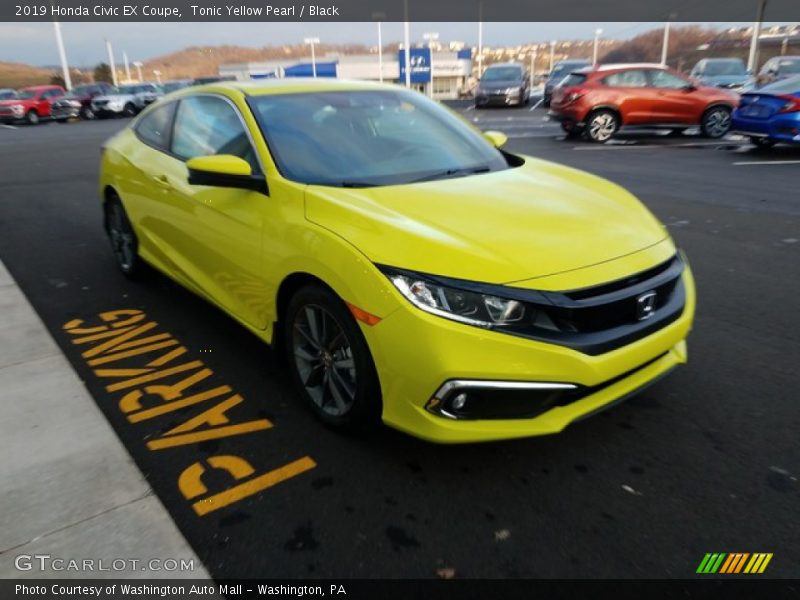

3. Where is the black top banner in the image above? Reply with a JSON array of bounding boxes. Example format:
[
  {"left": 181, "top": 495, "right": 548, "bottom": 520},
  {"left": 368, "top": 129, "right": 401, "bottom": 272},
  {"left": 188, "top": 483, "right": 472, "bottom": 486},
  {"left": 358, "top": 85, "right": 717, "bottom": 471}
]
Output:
[{"left": 3, "top": 0, "right": 799, "bottom": 22}]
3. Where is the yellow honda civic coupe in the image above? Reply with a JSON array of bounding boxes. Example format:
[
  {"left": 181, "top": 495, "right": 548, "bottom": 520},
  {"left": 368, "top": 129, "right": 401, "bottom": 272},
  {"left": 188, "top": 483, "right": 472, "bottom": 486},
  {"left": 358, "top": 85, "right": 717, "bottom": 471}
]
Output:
[{"left": 99, "top": 79, "right": 695, "bottom": 443}]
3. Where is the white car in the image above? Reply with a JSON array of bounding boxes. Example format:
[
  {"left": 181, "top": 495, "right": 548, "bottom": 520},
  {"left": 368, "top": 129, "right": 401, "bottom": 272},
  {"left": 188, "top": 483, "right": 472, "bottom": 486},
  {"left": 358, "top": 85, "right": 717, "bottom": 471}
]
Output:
[{"left": 91, "top": 83, "right": 162, "bottom": 118}]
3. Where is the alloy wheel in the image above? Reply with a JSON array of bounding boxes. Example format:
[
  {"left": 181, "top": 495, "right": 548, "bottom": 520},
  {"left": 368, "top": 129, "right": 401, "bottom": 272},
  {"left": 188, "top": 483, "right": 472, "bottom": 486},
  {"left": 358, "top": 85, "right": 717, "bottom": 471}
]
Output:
[
  {"left": 703, "top": 108, "right": 731, "bottom": 138},
  {"left": 292, "top": 304, "right": 358, "bottom": 417},
  {"left": 588, "top": 112, "right": 617, "bottom": 142},
  {"left": 107, "top": 202, "right": 136, "bottom": 271}
]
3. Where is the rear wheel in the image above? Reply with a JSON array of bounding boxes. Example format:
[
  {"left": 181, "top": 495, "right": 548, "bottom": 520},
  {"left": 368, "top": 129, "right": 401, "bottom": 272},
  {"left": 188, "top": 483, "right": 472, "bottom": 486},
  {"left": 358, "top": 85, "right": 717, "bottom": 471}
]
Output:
[
  {"left": 25, "top": 110, "right": 39, "bottom": 125},
  {"left": 700, "top": 106, "right": 732, "bottom": 138},
  {"left": 104, "top": 195, "right": 142, "bottom": 277},
  {"left": 750, "top": 136, "right": 776, "bottom": 149},
  {"left": 584, "top": 109, "right": 619, "bottom": 143},
  {"left": 80, "top": 106, "right": 95, "bottom": 120},
  {"left": 122, "top": 103, "right": 136, "bottom": 118},
  {"left": 284, "top": 284, "right": 382, "bottom": 431}
]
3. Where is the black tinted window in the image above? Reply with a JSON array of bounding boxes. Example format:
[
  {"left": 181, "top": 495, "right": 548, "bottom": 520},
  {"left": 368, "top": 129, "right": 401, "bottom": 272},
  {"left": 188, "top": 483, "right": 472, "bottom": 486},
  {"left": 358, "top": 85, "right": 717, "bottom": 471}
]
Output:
[
  {"left": 560, "top": 73, "right": 587, "bottom": 87},
  {"left": 603, "top": 70, "right": 648, "bottom": 87},
  {"left": 136, "top": 102, "right": 175, "bottom": 150}
]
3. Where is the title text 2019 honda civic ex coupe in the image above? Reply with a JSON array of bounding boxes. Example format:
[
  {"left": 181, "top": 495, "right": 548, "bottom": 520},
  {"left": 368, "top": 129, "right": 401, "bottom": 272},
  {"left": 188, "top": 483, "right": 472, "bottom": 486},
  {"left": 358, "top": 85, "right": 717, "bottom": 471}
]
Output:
[{"left": 99, "top": 80, "right": 695, "bottom": 443}]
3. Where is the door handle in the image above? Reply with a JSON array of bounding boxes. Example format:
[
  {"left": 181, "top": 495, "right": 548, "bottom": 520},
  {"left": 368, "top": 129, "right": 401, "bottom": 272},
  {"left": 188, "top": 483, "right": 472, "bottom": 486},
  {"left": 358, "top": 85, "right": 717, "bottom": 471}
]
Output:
[{"left": 152, "top": 174, "right": 172, "bottom": 188}]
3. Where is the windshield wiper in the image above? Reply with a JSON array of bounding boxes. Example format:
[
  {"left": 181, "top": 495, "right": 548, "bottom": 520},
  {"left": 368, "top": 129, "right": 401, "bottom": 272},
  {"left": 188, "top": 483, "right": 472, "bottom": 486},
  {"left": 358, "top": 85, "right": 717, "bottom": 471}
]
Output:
[{"left": 408, "top": 165, "right": 491, "bottom": 184}]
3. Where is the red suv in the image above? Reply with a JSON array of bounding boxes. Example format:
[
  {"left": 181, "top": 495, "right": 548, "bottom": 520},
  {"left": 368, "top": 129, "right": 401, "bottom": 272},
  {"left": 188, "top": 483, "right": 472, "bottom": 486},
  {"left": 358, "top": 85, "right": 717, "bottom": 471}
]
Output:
[
  {"left": 549, "top": 64, "right": 738, "bottom": 142},
  {"left": 0, "top": 85, "right": 65, "bottom": 125}
]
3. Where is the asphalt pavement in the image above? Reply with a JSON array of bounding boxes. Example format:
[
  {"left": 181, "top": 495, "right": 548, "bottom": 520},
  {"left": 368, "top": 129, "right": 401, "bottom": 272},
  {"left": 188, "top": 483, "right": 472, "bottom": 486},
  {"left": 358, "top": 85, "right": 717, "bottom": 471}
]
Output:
[{"left": 0, "top": 111, "right": 797, "bottom": 579}]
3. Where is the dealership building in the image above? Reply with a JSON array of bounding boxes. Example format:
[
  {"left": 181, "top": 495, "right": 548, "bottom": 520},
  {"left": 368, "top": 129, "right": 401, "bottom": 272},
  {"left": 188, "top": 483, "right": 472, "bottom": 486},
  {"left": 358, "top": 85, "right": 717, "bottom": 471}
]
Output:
[{"left": 218, "top": 49, "right": 473, "bottom": 99}]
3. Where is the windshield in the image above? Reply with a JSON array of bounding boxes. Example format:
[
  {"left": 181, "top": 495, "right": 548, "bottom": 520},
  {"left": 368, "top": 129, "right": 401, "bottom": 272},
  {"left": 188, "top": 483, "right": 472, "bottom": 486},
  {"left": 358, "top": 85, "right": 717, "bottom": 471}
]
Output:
[
  {"left": 551, "top": 62, "right": 588, "bottom": 79},
  {"left": 248, "top": 89, "right": 509, "bottom": 187},
  {"left": 71, "top": 84, "right": 96, "bottom": 95},
  {"left": 482, "top": 67, "right": 523, "bottom": 82},
  {"left": 16, "top": 90, "right": 37, "bottom": 100},
  {"left": 705, "top": 60, "right": 746, "bottom": 76},
  {"left": 163, "top": 81, "right": 190, "bottom": 93},
  {"left": 777, "top": 58, "right": 800, "bottom": 74}
]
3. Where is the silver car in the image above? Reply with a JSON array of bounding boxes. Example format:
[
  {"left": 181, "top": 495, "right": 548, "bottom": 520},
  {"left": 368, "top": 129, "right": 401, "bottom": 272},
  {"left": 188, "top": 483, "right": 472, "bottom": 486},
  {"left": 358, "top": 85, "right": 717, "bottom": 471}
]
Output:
[{"left": 91, "top": 83, "right": 162, "bottom": 118}]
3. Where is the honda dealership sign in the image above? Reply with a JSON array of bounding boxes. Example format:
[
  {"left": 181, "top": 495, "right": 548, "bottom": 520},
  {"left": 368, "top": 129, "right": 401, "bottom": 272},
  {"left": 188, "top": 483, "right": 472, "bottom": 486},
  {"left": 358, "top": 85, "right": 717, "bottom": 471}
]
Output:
[{"left": 398, "top": 48, "right": 432, "bottom": 83}]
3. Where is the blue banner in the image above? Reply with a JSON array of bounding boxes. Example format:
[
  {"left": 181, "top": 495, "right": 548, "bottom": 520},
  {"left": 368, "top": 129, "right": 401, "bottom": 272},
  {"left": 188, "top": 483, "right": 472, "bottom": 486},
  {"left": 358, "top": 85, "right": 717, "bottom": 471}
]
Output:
[{"left": 398, "top": 48, "right": 432, "bottom": 84}]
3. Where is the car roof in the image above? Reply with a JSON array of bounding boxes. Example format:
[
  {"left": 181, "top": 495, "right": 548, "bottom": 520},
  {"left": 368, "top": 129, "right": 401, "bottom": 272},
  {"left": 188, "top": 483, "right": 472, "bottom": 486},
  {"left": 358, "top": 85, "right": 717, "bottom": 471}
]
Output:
[
  {"left": 704, "top": 57, "right": 744, "bottom": 62},
  {"left": 20, "top": 85, "right": 62, "bottom": 91},
  {"left": 186, "top": 78, "right": 402, "bottom": 98},
  {"left": 485, "top": 62, "right": 523, "bottom": 69}
]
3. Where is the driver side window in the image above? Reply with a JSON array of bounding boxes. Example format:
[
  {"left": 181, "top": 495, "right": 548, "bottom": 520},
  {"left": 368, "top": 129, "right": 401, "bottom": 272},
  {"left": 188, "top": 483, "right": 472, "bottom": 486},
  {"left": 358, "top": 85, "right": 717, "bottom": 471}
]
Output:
[
  {"left": 648, "top": 70, "right": 688, "bottom": 89},
  {"left": 171, "top": 96, "right": 261, "bottom": 174}
]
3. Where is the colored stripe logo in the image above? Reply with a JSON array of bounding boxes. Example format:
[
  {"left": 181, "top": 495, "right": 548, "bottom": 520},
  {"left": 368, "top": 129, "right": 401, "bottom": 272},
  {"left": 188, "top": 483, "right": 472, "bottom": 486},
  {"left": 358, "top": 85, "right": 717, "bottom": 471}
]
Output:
[{"left": 697, "top": 553, "right": 773, "bottom": 574}]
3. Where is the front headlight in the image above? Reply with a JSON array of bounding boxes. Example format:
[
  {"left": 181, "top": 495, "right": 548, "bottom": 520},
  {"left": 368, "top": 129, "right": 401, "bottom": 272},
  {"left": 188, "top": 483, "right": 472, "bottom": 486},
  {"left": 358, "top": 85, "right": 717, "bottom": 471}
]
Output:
[
  {"left": 11, "top": 104, "right": 23, "bottom": 114},
  {"left": 381, "top": 266, "right": 560, "bottom": 332}
]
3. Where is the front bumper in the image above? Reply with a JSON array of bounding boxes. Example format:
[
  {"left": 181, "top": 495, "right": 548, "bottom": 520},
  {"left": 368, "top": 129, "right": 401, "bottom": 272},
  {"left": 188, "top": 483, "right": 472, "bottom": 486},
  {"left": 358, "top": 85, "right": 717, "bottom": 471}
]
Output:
[
  {"left": 51, "top": 106, "right": 80, "bottom": 120},
  {"left": 475, "top": 91, "right": 522, "bottom": 106},
  {"left": 363, "top": 267, "right": 696, "bottom": 443},
  {"left": 92, "top": 104, "right": 125, "bottom": 115}
]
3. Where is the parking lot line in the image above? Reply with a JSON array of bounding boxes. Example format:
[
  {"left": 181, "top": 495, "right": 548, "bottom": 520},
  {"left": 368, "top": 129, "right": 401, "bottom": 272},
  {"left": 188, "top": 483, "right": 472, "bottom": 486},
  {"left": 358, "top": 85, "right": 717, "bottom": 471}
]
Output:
[
  {"left": 732, "top": 159, "right": 800, "bottom": 166},
  {"left": 573, "top": 144, "right": 663, "bottom": 151},
  {"left": 0, "top": 124, "right": 17, "bottom": 130},
  {"left": 529, "top": 98, "right": 544, "bottom": 110}
]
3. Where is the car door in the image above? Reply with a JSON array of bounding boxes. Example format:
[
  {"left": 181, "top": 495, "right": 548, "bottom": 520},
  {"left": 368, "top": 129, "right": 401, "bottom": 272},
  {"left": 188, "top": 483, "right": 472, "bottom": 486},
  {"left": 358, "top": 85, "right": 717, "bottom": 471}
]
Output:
[
  {"left": 646, "top": 69, "right": 698, "bottom": 124},
  {"left": 600, "top": 69, "right": 653, "bottom": 124},
  {"left": 37, "top": 89, "right": 57, "bottom": 116},
  {"left": 165, "top": 94, "right": 269, "bottom": 328}
]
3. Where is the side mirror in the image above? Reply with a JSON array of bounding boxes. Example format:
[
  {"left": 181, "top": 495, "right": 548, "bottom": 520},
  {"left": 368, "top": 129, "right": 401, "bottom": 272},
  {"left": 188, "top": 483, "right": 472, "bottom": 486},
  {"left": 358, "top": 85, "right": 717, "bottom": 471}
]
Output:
[
  {"left": 682, "top": 83, "right": 697, "bottom": 92},
  {"left": 187, "top": 154, "right": 267, "bottom": 194},
  {"left": 483, "top": 130, "right": 508, "bottom": 149}
]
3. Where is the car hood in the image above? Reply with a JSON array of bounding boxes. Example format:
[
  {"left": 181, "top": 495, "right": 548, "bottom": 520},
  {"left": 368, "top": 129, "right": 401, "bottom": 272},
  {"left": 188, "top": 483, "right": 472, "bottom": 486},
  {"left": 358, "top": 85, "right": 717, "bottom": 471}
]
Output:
[
  {"left": 93, "top": 94, "right": 135, "bottom": 102},
  {"left": 479, "top": 80, "right": 522, "bottom": 90},
  {"left": 305, "top": 157, "right": 669, "bottom": 285},
  {"left": 702, "top": 74, "right": 751, "bottom": 86},
  {"left": 0, "top": 98, "right": 30, "bottom": 106}
]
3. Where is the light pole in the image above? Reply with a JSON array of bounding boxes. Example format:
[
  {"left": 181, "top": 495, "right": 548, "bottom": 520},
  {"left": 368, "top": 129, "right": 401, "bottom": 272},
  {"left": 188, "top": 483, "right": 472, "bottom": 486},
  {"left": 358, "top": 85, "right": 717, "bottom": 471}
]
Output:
[
  {"left": 661, "top": 21, "right": 671, "bottom": 66},
  {"left": 152, "top": 70, "right": 162, "bottom": 85},
  {"left": 593, "top": 28, "right": 603, "bottom": 65},
  {"left": 52, "top": 21, "right": 72, "bottom": 90},
  {"left": 371, "top": 13, "right": 385, "bottom": 82},
  {"left": 529, "top": 47, "right": 536, "bottom": 79},
  {"left": 403, "top": 1, "right": 410, "bottom": 88},
  {"left": 123, "top": 51, "right": 131, "bottom": 82},
  {"left": 423, "top": 32, "right": 438, "bottom": 98},
  {"left": 105, "top": 39, "right": 118, "bottom": 87},
  {"left": 477, "top": 2, "right": 483, "bottom": 78},
  {"left": 133, "top": 61, "right": 143, "bottom": 82},
  {"left": 549, "top": 40, "right": 556, "bottom": 72},
  {"left": 747, "top": 0, "right": 768, "bottom": 72},
  {"left": 304, "top": 37, "right": 320, "bottom": 78}
]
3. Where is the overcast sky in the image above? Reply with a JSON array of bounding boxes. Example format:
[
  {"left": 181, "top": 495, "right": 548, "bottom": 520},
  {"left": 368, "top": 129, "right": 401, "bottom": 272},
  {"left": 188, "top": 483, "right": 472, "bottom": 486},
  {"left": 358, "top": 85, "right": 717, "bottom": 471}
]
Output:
[{"left": 0, "top": 21, "right": 784, "bottom": 66}]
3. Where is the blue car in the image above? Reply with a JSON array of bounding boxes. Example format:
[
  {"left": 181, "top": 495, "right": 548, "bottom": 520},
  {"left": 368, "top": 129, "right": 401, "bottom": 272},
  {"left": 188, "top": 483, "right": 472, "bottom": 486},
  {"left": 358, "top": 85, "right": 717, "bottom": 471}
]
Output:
[{"left": 732, "top": 75, "right": 800, "bottom": 147}]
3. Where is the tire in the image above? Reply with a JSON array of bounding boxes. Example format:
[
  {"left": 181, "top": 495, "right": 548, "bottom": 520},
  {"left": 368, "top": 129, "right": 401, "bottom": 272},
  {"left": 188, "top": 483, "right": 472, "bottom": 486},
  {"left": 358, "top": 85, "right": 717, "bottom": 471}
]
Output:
[
  {"left": 284, "top": 284, "right": 382, "bottom": 431},
  {"left": 750, "top": 136, "right": 775, "bottom": 149},
  {"left": 104, "top": 195, "right": 142, "bottom": 278},
  {"left": 584, "top": 109, "right": 619, "bottom": 143},
  {"left": 700, "top": 106, "right": 732, "bottom": 138},
  {"left": 25, "top": 110, "right": 39, "bottom": 125},
  {"left": 560, "top": 121, "right": 583, "bottom": 138},
  {"left": 80, "top": 106, "right": 95, "bottom": 120},
  {"left": 122, "top": 103, "right": 137, "bottom": 118}
]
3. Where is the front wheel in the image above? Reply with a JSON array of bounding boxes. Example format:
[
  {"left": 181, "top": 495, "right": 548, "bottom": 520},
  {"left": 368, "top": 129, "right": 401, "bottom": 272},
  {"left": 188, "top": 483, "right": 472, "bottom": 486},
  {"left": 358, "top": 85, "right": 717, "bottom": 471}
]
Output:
[
  {"left": 700, "top": 106, "right": 732, "bottom": 138},
  {"left": 584, "top": 109, "right": 619, "bottom": 143},
  {"left": 750, "top": 136, "right": 775, "bottom": 149},
  {"left": 80, "top": 106, "right": 95, "bottom": 120},
  {"left": 122, "top": 103, "right": 137, "bottom": 118},
  {"left": 104, "top": 195, "right": 142, "bottom": 277},
  {"left": 25, "top": 110, "right": 39, "bottom": 125},
  {"left": 284, "top": 284, "right": 382, "bottom": 431}
]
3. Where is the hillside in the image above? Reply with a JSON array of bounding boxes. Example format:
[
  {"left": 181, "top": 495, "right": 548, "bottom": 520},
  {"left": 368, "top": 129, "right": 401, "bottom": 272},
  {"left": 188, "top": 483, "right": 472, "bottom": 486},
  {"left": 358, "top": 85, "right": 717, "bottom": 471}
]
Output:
[
  {"left": 0, "top": 61, "right": 53, "bottom": 88},
  {"left": 141, "top": 44, "right": 371, "bottom": 80}
]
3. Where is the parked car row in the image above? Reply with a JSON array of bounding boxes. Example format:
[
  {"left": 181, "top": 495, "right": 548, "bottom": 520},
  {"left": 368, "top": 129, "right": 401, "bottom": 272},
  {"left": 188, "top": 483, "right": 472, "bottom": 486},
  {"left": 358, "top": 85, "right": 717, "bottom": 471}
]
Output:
[
  {"left": 0, "top": 76, "right": 233, "bottom": 125},
  {"left": 546, "top": 61, "right": 800, "bottom": 146}
]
